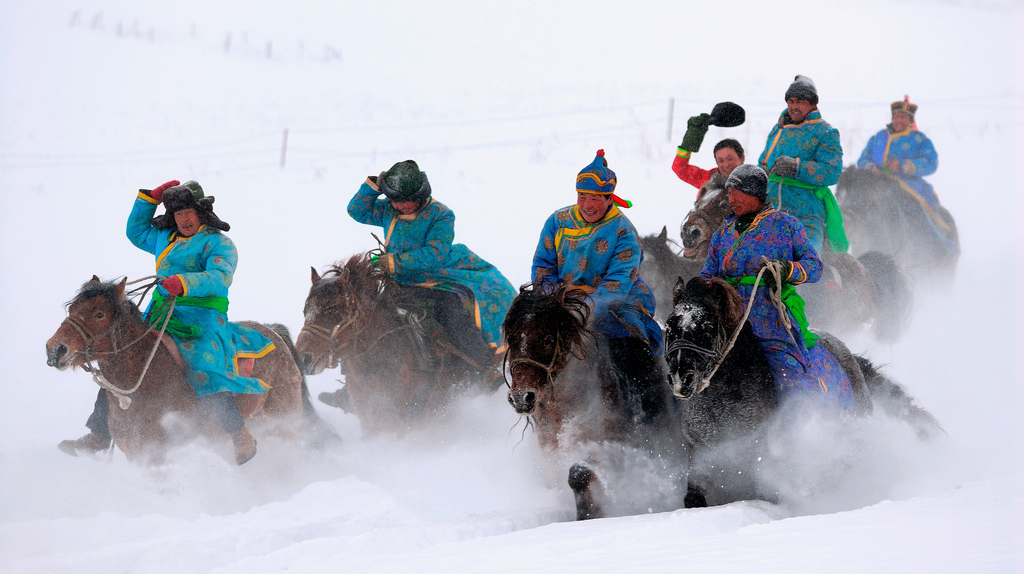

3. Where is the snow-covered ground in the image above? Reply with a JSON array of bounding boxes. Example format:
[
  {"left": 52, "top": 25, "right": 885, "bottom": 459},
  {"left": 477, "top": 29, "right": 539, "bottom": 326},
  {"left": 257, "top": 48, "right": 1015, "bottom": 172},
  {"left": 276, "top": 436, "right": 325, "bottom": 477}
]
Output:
[{"left": 1, "top": 1, "right": 1022, "bottom": 572}]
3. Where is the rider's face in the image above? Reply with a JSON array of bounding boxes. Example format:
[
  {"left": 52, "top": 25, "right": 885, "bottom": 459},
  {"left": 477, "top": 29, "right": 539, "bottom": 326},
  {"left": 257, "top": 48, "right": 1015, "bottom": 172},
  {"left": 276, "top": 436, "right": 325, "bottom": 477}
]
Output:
[
  {"left": 728, "top": 188, "right": 764, "bottom": 217},
  {"left": 786, "top": 98, "right": 815, "bottom": 123},
  {"left": 714, "top": 148, "right": 744, "bottom": 178},
  {"left": 390, "top": 200, "right": 421, "bottom": 215},
  {"left": 576, "top": 192, "right": 614, "bottom": 223},
  {"left": 174, "top": 208, "right": 201, "bottom": 237},
  {"left": 891, "top": 111, "right": 912, "bottom": 132}
]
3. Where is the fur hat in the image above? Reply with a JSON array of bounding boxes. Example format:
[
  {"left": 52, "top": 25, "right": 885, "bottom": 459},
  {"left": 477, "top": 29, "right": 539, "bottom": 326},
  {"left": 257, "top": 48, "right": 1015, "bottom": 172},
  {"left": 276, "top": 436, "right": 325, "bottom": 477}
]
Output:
[
  {"left": 784, "top": 74, "right": 819, "bottom": 105},
  {"left": 725, "top": 164, "right": 768, "bottom": 202},
  {"left": 891, "top": 96, "right": 918, "bottom": 120},
  {"left": 380, "top": 160, "right": 432, "bottom": 204},
  {"left": 151, "top": 180, "right": 230, "bottom": 231}
]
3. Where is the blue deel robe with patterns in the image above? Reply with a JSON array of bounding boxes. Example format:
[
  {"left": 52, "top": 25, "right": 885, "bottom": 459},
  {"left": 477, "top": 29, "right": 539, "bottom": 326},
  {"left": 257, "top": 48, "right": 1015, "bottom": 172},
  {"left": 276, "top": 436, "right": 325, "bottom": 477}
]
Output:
[
  {"left": 758, "top": 109, "right": 844, "bottom": 252},
  {"left": 531, "top": 204, "right": 663, "bottom": 354},
  {"left": 699, "top": 207, "right": 853, "bottom": 409},
  {"left": 126, "top": 193, "right": 275, "bottom": 397},
  {"left": 348, "top": 181, "right": 515, "bottom": 352},
  {"left": 857, "top": 126, "right": 940, "bottom": 208}
]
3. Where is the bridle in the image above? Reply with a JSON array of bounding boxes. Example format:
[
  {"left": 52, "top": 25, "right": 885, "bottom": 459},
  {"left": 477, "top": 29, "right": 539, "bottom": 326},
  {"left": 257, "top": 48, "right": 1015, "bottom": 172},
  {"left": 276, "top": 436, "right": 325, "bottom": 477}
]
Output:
[
  {"left": 505, "top": 331, "right": 566, "bottom": 392},
  {"left": 299, "top": 314, "right": 359, "bottom": 370},
  {"left": 61, "top": 292, "right": 175, "bottom": 410}
]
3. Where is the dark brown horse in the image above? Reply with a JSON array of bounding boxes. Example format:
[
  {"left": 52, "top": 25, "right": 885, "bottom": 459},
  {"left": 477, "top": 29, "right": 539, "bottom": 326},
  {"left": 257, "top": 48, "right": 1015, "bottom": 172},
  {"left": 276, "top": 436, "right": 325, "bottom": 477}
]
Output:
[
  {"left": 836, "top": 166, "right": 959, "bottom": 285},
  {"left": 45, "top": 277, "right": 327, "bottom": 463},
  {"left": 674, "top": 185, "right": 912, "bottom": 343},
  {"left": 503, "top": 284, "right": 688, "bottom": 520},
  {"left": 295, "top": 254, "right": 492, "bottom": 435}
]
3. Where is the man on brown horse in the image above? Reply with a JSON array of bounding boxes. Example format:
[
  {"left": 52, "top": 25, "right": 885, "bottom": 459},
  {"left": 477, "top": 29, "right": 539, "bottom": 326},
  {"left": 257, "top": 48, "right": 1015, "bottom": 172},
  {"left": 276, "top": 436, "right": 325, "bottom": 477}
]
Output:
[
  {"left": 319, "top": 160, "right": 516, "bottom": 409},
  {"left": 60, "top": 180, "right": 271, "bottom": 465}
]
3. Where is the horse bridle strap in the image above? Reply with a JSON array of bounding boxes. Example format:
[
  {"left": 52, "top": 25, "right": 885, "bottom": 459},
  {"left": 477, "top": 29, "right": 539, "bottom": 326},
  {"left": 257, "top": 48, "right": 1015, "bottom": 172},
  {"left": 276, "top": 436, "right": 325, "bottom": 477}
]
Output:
[{"left": 507, "top": 333, "right": 564, "bottom": 390}]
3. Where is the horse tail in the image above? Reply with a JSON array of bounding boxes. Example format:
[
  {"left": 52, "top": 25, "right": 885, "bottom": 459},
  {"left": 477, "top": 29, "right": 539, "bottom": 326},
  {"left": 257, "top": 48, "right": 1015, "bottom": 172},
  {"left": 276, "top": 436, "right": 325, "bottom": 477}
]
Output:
[
  {"left": 268, "top": 323, "right": 341, "bottom": 447},
  {"left": 854, "top": 355, "right": 945, "bottom": 440},
  {"left": 858, "top": 251, "right": 913, "bottom": 343}
]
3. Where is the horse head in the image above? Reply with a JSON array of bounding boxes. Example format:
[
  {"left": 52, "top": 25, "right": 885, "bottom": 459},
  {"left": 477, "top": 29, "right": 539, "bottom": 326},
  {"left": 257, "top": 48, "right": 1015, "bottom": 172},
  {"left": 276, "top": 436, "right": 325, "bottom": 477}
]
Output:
[
  {"left": 502, "top": 284, "right": 591, "bottom": 416},
  {"left": 295, "top": 254, "right": 382, "bottom": 375},
  {"left": 46, "top": 276, "right": 139, "bottom": 370},
  {"left": 680, "top": 186, "right": 731, "bottom": 260},
  {"left": 664, "top": 277, "right": 744, "bottom": 399}
]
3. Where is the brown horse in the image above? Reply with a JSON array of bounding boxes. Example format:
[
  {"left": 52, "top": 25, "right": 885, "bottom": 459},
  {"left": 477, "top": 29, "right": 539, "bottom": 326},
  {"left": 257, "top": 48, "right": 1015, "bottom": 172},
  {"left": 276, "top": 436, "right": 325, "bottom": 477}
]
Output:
[
  {"left": 295, "top": 254, "right": 492, "bottom": 435},
  {"left": 503, "top": 284, "right": 688, "bottom": 520},
  {"left": 675, "top": 185, "right": 912, "bottom": 343},
  {"left": 45, "top": 276, "right": 328, "bottom": 463}
]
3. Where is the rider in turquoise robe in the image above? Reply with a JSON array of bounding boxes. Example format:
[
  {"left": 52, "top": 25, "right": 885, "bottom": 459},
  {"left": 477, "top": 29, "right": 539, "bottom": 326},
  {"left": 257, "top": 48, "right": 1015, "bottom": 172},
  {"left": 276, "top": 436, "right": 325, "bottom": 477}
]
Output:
[{"left": 348, "top": 160, "right": 516, "bottom": 366}]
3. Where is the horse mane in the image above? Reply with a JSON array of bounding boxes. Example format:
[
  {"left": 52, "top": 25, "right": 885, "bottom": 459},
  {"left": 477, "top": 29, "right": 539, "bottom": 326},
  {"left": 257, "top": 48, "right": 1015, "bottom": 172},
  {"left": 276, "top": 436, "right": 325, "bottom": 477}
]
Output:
[
  {"left": 683, "top": 277, "right": 746, "bottom": 331},
  {"left": 503, "top": 282, "right": 593, "bottom": 360},
  {"left": 67, "top": 278, "right": 143, "bottom": 324}
]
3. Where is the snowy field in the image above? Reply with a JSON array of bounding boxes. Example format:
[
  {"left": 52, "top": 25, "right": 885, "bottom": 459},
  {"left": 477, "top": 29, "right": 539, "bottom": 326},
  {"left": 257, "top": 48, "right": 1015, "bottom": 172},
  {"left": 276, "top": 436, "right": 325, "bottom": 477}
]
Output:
[{"left": 1, "top": 1, "right": 1022, "bottom": 572}]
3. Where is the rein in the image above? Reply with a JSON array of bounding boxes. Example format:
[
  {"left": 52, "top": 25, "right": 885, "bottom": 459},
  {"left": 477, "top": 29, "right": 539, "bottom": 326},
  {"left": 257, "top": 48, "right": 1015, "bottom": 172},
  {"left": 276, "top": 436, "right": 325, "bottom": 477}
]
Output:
[
  {"left": 506, "top": 332, "right": 565, "bottom": 392},
  {"left": 674, "top": 260, "right": 785, "bottom": 395}
]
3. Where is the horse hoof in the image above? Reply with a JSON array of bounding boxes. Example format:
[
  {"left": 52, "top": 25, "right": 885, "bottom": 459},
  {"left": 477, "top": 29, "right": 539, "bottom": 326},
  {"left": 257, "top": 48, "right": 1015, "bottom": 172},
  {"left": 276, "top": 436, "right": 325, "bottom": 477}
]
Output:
[
  {"left": 57, "top": 432, "right": 112, "bottom": 457},
  {"left": 233, "top": 429, "right": 257, "bottom": 465}
]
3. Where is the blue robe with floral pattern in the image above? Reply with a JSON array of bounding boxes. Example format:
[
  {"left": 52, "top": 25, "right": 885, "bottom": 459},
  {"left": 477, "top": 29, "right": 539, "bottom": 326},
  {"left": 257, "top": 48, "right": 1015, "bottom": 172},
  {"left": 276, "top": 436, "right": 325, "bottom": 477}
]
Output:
[
  {"left": 348, "top": 181, "right": 516, "bottom": 352},
  {"left": 857, "top": 125, "right": 940, "bottom": 208},
  {"left": 700, "top": 207, "right": 853, "bottom": 409},
  {"left": 759, "top": 109, "right": 845, "bottom": 252},
  {"left": 532, "top": 204, "right": 663, "bottom": 353},
  {"left": 126, "top": 194, "right": 275, "bottom": 397}
]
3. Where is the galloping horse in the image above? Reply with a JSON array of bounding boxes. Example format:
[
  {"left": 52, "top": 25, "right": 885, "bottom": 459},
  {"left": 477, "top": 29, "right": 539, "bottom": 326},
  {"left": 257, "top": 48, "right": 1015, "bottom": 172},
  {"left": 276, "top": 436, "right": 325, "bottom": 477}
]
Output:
[
  {"left": 638, "top": 227, "right": 703, "bottom": 323},
  {"left": 295, "top": 254, "right": 491, "bottom": 435},
  {"left": 836, "top": 166, "right": 959, "bottom": 285},
  {"left": 503, "top": 284, "right": 687, "bottom": 520},
  {"left": 673, "top": 185, "right": 912, "bottom": 342},
  {"left": 664, "top": 276, "right": 943, "bottom": 507},
  {"left": 45, "top": 277, "right": 327, "bottom": 463}
]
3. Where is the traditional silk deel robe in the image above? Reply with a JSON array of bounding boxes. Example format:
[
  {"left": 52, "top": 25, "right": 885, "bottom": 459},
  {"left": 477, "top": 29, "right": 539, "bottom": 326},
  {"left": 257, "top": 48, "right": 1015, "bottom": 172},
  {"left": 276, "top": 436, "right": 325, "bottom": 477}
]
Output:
[
  {"left": 699, "top": 207, "right": 853, "bottom": 409},
  {"left": 348, "top": 181, "right": 516, "bottom": 352},
  {"left": 531, "top": 204, "right": 663, "bottom": 354},
  {"left": 759, "top": 109, "right": 848, "bottom": 253},
  {"left": 126, "top": 194, "right": 275, "bottom": 397}
]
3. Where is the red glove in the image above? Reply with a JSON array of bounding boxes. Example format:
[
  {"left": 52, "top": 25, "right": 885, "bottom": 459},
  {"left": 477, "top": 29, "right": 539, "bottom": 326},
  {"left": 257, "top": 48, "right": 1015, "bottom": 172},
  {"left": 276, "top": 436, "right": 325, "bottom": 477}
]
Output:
[
  {"left": 150, "top": 180, "right": 180, "bottom": 203},
  {"left": 161, "top": 275, "right": 184, "bottom": 296}
]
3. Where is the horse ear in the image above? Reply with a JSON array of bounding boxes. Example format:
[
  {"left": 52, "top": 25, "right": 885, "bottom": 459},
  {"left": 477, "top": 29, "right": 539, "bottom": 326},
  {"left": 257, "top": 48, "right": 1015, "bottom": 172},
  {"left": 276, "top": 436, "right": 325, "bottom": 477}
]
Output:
[
  {"left": 115, "top": 277, "right": 127, "bottom": 299},
  {"left": 672, "top": 277, "right": 687, "bottom": 305},
  {"left": 91, "top": 274, "right": 101, "bottom": 282},
  {"left": 310, "top": 266, "right": 321, "bottom": 284},
  {"left": 659, "top": 226, "right": 668, "bottom": 241}
]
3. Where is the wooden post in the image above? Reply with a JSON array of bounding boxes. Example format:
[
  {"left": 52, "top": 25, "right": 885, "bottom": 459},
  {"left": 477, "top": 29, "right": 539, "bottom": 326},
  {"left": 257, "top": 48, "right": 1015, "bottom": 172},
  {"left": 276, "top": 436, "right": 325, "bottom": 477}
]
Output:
[
  {"left": 280, "top": 129, "right": 288, "bottom": 168},
  {"left": 667, "top": 97, "right": 674, "bottom": 142}
]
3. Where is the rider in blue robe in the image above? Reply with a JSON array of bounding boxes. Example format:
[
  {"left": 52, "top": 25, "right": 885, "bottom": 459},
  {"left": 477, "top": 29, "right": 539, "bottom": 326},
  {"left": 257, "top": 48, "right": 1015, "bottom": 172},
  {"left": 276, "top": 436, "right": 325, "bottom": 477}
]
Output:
[
  {"left": 348, "top": 160, "right": 516, "bottom": 367},
  {"left": 700, "top": 165, "right": 854, "bottom": 410},
  {"left": 759, "top": 75, "right": 848, "bottom": 255}
]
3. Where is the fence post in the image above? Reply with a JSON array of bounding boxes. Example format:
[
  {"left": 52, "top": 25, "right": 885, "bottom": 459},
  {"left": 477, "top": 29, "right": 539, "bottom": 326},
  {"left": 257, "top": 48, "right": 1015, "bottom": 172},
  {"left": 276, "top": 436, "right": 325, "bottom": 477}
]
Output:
[
  {"left": 667, "top": 97, "right": 674, "bottom": 142},
  {"left": 280, "top": 129, "right": 288, "bottom": 168}
]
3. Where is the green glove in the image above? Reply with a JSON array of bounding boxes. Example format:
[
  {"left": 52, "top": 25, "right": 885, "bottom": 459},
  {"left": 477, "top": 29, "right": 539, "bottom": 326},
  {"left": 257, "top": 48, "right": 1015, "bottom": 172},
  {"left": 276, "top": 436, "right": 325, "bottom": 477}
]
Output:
[
  {"left": 369, "top": 253, "right": 385, "bottom": 273},
  {"left": 680, "top": 113, "right": 710, "bottom": 153}
]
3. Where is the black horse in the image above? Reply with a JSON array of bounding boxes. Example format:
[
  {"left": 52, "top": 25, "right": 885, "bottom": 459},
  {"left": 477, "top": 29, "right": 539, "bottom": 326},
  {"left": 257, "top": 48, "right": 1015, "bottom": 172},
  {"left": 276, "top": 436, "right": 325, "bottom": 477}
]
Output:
[
  {"left": 664, "top": 276, "right": 943, "bottom": 507},
  {"left": 836, "top": 166, "right": 960, "bottom": 286},
  {"left": 503, "top": 284, "right": 688, "bottom": 519}
]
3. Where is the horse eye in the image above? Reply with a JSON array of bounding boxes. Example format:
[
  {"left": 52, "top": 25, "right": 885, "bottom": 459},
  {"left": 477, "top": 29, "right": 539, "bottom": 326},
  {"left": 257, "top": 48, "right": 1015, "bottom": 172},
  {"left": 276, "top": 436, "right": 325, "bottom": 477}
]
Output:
[{"left": 93, "top": 311, "right": 105, "bottom": 320}]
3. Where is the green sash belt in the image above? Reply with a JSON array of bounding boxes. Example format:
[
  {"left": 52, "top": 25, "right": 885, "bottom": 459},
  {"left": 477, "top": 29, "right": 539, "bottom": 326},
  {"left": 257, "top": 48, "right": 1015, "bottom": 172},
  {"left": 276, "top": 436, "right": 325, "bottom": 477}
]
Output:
[
  {"left": 148, "top": 291, "right": 229, "bottom": 340},
  {"left": 727, "top": 275, "right": 818, "bottom": 349},
  {"left": 768, "top": 174, "right": 849, "bottom": 253}
]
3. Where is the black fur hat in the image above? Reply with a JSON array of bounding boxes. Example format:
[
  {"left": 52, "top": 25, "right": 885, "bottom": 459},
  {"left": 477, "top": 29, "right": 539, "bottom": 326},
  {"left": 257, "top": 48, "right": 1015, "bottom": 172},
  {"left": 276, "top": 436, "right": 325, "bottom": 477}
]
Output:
[
  {"left": 379, "top": 160, "right": 432, "bottom": 205},
  {"left": 151, "top": 180, "right": 231, "bottom": 231}
]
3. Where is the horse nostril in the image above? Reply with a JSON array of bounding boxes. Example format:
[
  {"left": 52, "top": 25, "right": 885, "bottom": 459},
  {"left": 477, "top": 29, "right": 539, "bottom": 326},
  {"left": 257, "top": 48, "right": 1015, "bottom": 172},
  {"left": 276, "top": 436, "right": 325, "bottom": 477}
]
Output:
[
  {"left": 523, "top": 391, "right": 536, "bottom": 410},
  {"left": 46, "top": 343, "right": 68, "bottom": 367}
]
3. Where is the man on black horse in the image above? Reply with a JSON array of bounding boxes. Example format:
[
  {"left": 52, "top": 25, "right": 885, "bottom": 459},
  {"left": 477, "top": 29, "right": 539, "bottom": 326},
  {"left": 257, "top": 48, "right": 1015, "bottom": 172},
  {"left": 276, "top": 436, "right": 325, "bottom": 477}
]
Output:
[
  {"left": 319, "top": 160, "right": 516, "bottom": 410},
  {"left": 531, "top": 149, "right": 666, "bottom": 422}
]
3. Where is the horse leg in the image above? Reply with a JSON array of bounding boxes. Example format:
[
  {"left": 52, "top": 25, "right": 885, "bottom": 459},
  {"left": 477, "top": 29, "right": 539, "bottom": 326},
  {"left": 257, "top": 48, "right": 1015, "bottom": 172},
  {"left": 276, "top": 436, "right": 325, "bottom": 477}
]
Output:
[
  {"left": 684, "top": 482, "right": 708, "bottom": 508},
  {"left": 568, "top": 462, "right": 603, "bottom": 520}
]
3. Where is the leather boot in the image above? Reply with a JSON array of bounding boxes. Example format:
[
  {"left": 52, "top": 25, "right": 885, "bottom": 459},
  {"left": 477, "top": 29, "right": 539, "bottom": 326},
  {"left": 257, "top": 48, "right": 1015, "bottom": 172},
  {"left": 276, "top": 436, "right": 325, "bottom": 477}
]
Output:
[
  {"left": 318, "top": 387, "right": 352, "bottom": 412},
  {"left": 58, "top": 431, "right": 112, "bottom": 457},
  {"left": 232, "top": 428, "right": 257, "bottom": 465}
]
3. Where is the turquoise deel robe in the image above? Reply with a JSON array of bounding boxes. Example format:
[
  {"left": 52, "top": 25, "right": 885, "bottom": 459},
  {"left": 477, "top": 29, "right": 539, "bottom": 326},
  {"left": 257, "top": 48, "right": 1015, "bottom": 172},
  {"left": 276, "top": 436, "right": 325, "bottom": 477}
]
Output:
[
  {"left": 126, "top": 193, "right": 274, "bottom": 397},
  {"left": 759, "top": 109, "right": 847, "bottom": 253},
  {"left": 858, "top": 125, "right": 942, "bottom": 209},
  {"left": 699, "top": 207, "right": 853, "bottom": 410},
  {"left": 531, "top": 204, "right": 663, "bottom": 354},
  {"left": 347, "top": 181, "right": 516, "bottom": 352}
]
